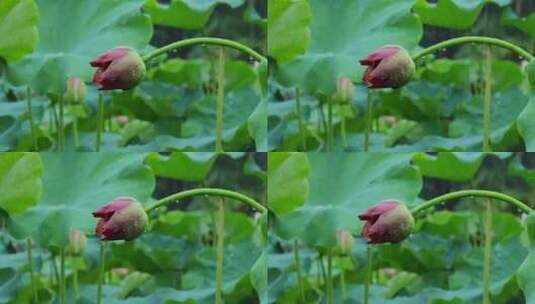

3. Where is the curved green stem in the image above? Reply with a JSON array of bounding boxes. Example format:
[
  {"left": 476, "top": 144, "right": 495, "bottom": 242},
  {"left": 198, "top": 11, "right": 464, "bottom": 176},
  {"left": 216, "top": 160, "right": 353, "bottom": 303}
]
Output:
[
  {"left": 363, "top": 90, "right": 373, "bottom": 152},
  {"left": 95, "top": 93, "right": 104, "bottom": 152},
  {"left": 144, "top": 188, "right": 266, "bottom": 214},
  {"left": 295, "top": 88, "right": 307, "bottom": 151},
  {"left": 410, "top": 189, "right": 533, "bottom": 215},
  {"left": 215, "top": 48, "right": 225, "bottom": 153},
  {"left": 27, "top": 87, "right": 38, "bottom": 151},
  {"left": 141, "top": 37, "right": 266, "bottom": 63},
  {"left": 364, "top": 246, "right": 372, "bottom": 304},
  {"left": 215, "top": 199, "right": 225, "bottom": 304},
  {"left": 97, "top": 242, "right": 105, "bottom": 304},
  {"left": 412, "top": 36, "right": 533, "bottom": 61},
  {"left": 483, "top": 46, "right": 492, "bottom": 152},
  {"left": 483, "top": 200, "right": 492, "bottom": 304},
  {"left": 27, "top": 239, "right": 38, "bottom": 303}
]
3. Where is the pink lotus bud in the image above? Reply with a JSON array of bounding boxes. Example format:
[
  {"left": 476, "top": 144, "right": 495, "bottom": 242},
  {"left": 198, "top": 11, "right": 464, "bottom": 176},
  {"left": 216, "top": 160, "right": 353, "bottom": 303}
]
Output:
[
  {"left": 358, "top": 200, "right": 414, "bottom": 244},
  {"left": 92, "top": 197, "right": 148, "bottom": 241},
  {"left": 64, "top": 77, "right": 86, "bottom": 104},
  {"left": 90, "top": 47, "right": 146, "bottom": 90},
  {"left": 333, "top": 77, "right": 354, "bottom": 103},
  {"left": 68, "top": 229, "right": 87, "bottom": 255},
  {"left": 359, "top": 45, "right": 415, "bottom": 89},
  {"left": 335, "top": 229, "right": 354, "bottom": 255},
  {"left": 115, "top": 115, "right": 129, "bottom": 126}
]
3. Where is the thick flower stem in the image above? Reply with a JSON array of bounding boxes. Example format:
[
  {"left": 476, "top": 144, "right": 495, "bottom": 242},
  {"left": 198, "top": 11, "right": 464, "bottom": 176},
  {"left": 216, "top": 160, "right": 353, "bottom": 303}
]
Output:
[
  {"left": 364, "top": 246, "right": 372, "bottom": 304},
  {"left": 483, "top": 200, "right": 492, "bottom": 304},
  {"left": 327, "top": 98, "right": 334, "bottom": 152},
  {"left": 326, "top": 249, "right": 333, "bottom": 304},
  {"left": 340, "top": 265, "right": 347, "bottom": 301},
  {"left": 58, "top": 95, "right": 65, "bottom": 152},
  {"left": 73, "top": 117, "right": 79, "bottom": 149},
  {"left": 341, "top": 108, "right": 348, "bottom": 149},
  {"left": 295, "top": 88, "right": 307, "bottom": 151},
  {"left": 95, "top": 93, "right": 104, "bottom": 152},
  {"left": 215, "top": 47, "right": 225, "bottom": 153},
  {"left": 410, "top": 189, "right": 533, "bottom": 215},
  {"left": 59, "top": 248, "right": 65, "bottom": 304},
  {"left": 294, "top": 240, "right": 306, "bottom": 303},
  {"left": 144, "top": 188, "right": 266, "bottom": 214},
  {"left": 363, "top": 90, "right": 373, "bottom": 152},
  {"left": 27, "top": 239, "right": 38, "bottom": 303},
  {"left": 483, "top": 46, "right": 492, "bottom": 152},
  {"left": 73, "top": 268, "right": 80, "bottom": 300},
  {"left": 141, "top": 37, "right": 266, "bottom": 63},
  {"left": 97, "top": 242, "right": 105, "bottom": 304},
  {"left": 27, "top": 87, "right": 38, "bottom": 151},
  {"left": 412, "top": 36, "right": 533, "bottom": 61},
  {"left": 215, "top": 199, "right": 225, "bottom": 304}
]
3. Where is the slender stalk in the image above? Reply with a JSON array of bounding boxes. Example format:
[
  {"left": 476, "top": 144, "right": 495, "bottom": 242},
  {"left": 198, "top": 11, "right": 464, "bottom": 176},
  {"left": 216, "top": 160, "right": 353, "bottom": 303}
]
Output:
[
  {"left": 326, "top": 249, "right": 333, "bottom": 304},
  {"left": 73, "top": 116, "right": 79, "bottom": 148},
  {"left": 73, "top": 268, "right": 80, "bottom": 300},
  {"left": 58, "top": 95, "right": 64, "bottom": 151},
  {"left": 318, "top": 102, "right": 327, "bottom": 149},
  {"left": 412, "top": 36, "right": 533, "bottom": 61},
  {"left": 294, "top": 240, "right": 305, "bottom": 303},
  {"left": 318, "top": 255, "right": 327, "bottom": 287},
  {"left": 27, "top": 239, "right": 39, "bottom": 303},
  {"left": 483, "top": 46, "right": 492, "bottom": 152},
  {"left": 341, "top": 109, "right": 348, "bottom": 149},
  {"left": 95, "top": 93, "right": 104, "bottom": 152},
  {"left": 295, "top": 88, "right": 307, "bottom": 151},
  {"left": 27, "top": 87, "right": 38, "bottom": 151},
  {"left": 340, "top": 265, "right": 347, "bottom": 301},
  {"left": 215, "top": 199, "right": 225, "bottom": 304},
  {"left": 364, "top": 90, "right": 373, "bottom": 152},
  {"left": 483, "top": 200, "right": 492, "bottom": 304},
  {"left": 215, "top": 47, "right": 225, "bottom": 153},
  {"left": 364, "top": 246, "right": 372, "bottom": 304},
  {"left": 97, "top": 242, "right": 105, "bottom": 304},
  {"left": 59, "top": 248, "right": 65, "bottom": 304},
  {"left": 141, "top": 37, "right": 266, "bottom": 63},
  {"left": 51, "top": 254, "right": 59, "bottom": 287},
  {"left": 410, "top": 189, "right": 533, "bottom": 215},
  {"left": 144, "top": 188, "right": 266, "bottom": 214},
  {"left": 327, "top": 98, "right": 333, "bottom": 152}
]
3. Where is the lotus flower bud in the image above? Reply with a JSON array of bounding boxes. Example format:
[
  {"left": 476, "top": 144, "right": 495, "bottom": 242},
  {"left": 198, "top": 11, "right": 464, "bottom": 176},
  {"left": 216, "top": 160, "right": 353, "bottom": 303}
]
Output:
[
  {"left": 359, "top": 45, "right": 415, "bottom": 89},
  {"left": 68, "top": 229, "right": 87, "bottom": 255},
  {"left": 115, "top": 115, "right": 129, "bottom": 126},
  {"left": 90, "top": 47, "right": 146, "bottom": 90},
  {"left": 64, "top": 77, "right": 86, "bottom": 104},
  {"left": 92, "top": 197, "right": 148, "bottom": 241},
  {"left": 358, "top": 200, "right": 414, "bottom": 244},
  {"left": 334, "top": 229, "right": 354, "bottom": 255},
  {"left": 333, "top": 77, "right": 354, "bottom": 103}
]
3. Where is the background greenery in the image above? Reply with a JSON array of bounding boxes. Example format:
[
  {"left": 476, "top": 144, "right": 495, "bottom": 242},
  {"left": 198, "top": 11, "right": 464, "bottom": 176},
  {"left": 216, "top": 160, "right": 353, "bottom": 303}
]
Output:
[
  {"left": 267, "top": 0, "right": 535, "bottom": 152},
  {"left": 267, "top": 151, "right": 535, "bottom": 303},
  {"left": 0, "top": 151, "right": 266, "bottom": 303}
]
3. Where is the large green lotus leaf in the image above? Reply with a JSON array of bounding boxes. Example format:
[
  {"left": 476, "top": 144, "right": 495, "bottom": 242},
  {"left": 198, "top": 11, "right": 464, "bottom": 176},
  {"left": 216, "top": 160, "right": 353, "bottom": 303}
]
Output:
[
  {"left": 249, "top": 98, "right": 268, "bottom": 151},
  {"left": 267, "top": 0, "right": 311, "bottom": 63},
  {"left": 8, "top": 153, "right": 154, "bottom": 248},
  {"left": 273, "top": 153, "right": 422, "bottom": 247},
  {"left": 0, "top": 0, "right": 39, "bottom": 62},
  {"left": 5, "top": 0, "right": 152, "bottom": 95},
  {"left": 143, "top": 0, "right": 245, "bottom": 29},
  {"left": 412, "top": 152, "right": 485, "bottom": 182},
  {"left": 274, "top": 0, "right": 422, "bottom": 95},
  {"left": 145, "top": 152, "right": 217, "bottom": 182},
  {"left": 267, "top": 152, "right": 309, "bottom": 216},
  {"left": 0, "top": 153, "right": 42, "bottom": 215},
  {"left": 518, "top": 97, "right": 535, "bottom": 152},
  {"left": 501, "top": 7, "right": 535, "bottom": 40},
  {"left": 413, "top": 0, "right": 510, "bottom": 30}
]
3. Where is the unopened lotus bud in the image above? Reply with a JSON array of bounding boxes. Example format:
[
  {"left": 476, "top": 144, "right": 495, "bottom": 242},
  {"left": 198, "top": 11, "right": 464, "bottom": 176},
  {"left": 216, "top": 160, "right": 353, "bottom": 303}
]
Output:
[
  {"left": 333, "top": 77, "right": 354, "bottom": 103},
  {"left": 115, "top": 115, "right": 129, "bottom": 126},
  {"left": 359, "top": 45, "right": 415, "bottom": 89},
  {"left": 64, "top": 77, "right": 86, "bottom": 104},
  {"left": 92, "top": 197, "right": 148, "bottom": 241},
  {"left": 90, "top": 47, "right": 146, "bottom": 90},
  {"left": 335, "top": 229, "right": 354, "bottom": 255},
  {"left": 68, "top": 229, "right": 87, "bottom": 255},
  {"left": 358, "top": 200, "right": 414, "bottom": 244}
]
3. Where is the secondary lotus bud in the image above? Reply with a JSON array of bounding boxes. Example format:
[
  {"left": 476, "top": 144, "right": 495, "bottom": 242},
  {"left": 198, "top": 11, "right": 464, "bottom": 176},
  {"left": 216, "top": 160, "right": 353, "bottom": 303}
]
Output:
[
  {"left": 90, "top": 47, "right": 146, "bottom": 90},
  {"left": 64, "top": 77, "right": 86, "bottom": 104},
  {"left": 358, "top": 200, "right": 414, "bottom": 244},
  {"left": 68, "top": 229, "right": 87, "bottom": 255},
  {"left": 92, "top": 197, "right": 148, "bottom": 241},
  {"left": 359, "top": 45, "right": 415, "bottom": 89},
  {"left": 335, "top": 229, "right": 354, "bottom": 255},
  {"left": 333, "top": 77, "right": 354, "bottom": 103}
]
